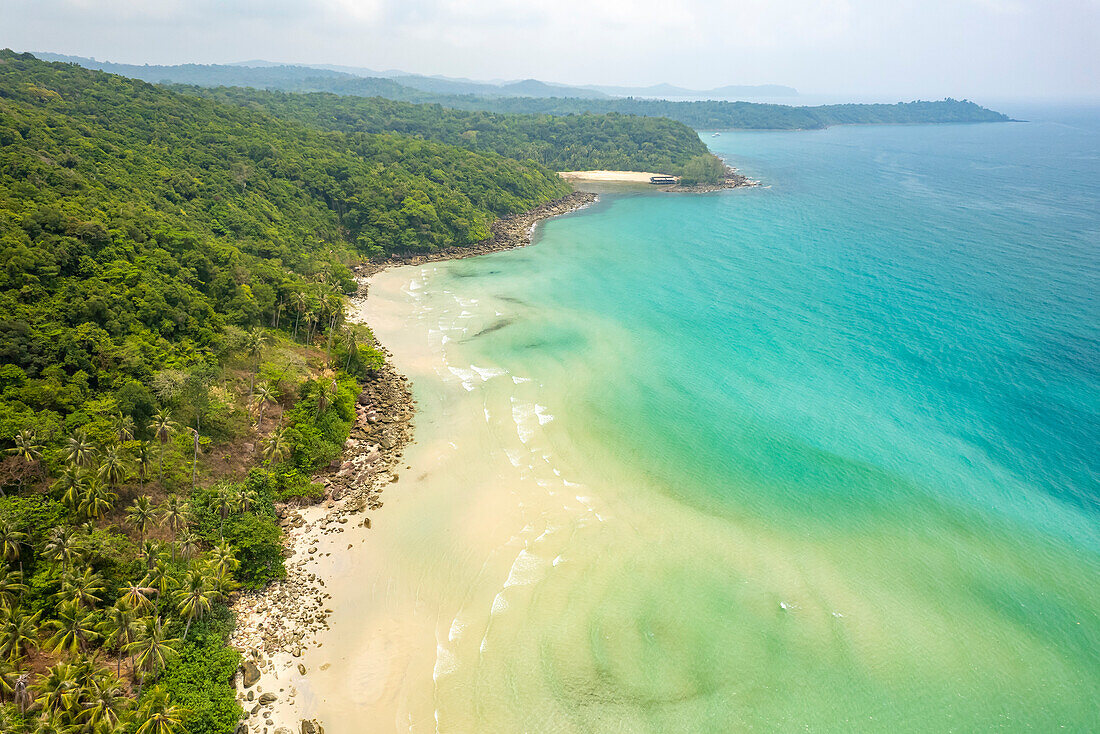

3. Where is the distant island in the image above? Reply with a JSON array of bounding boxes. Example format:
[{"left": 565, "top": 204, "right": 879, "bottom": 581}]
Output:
[{"left": 34, "top": 53, "right": 1011, "bottom": 131}]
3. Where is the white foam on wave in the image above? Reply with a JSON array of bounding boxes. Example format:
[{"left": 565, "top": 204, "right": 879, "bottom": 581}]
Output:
[
  {"left": 470, "top": 364, "right": 508, "bottom": 381},
  {"left": 433, "top": 643, "right": 458, "bottom": 680},
  {"left": 534, "top": 404, "right": 554, "bottom": 425},
  {"left": 448, "top": 616, "right": 466, "bottom": 642},
  {"left": 504, "top": 549, "right": 546, "bottom": 588},
  {"left": 484, "top": 407, "right": 491, "bottom": 423},
  {"left": 490, "top": 591, "right": 508, "bottom": 615},
  {"left": 512, "top": 376, "right": 532, "bottom": 384},
  {"left": 503, "top": 448, "right": 522, "bottom": 468},
  {"left": 552, "top": 555, "right": 565, "bottom": 566},
  {"left": 511, "top": 398, "right": 537, "bottom": 444}
]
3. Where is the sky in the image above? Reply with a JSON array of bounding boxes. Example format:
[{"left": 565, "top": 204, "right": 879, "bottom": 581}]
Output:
[{"left": 2, "top": 0, "right": 1099, "bottom": 101}]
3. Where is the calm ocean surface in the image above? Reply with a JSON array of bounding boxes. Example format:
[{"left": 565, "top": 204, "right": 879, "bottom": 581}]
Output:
[{"left": 314, "top": 109, "right": 1099, "bottom": 731}]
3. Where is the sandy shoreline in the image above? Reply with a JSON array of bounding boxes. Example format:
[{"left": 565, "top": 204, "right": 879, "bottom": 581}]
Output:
[
  {"left": 559, "top": 169, "right": 672, "bottom": 183},
  {"left": 228, "top": 191, "right": 597, "bottom": 733},
  {"left": 560, "top": 167, "right": 759, "bottom": 192}
]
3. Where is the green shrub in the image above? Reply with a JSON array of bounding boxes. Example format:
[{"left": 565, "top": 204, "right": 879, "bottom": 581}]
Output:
[
  {"left": 159, "top": 604, "right": 243, "bottom": 734},
  {"left": 223, "top": 512, "right": 285, "bottom": 589}
]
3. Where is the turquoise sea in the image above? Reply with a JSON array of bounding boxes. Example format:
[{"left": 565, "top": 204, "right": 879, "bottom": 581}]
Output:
[{"left": 310, "top": 109, "right": 1100, "bottom": 732}]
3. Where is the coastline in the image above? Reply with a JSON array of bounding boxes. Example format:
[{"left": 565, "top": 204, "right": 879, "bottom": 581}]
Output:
[
  {"left": 228, "top": 190, "right": 597, "bottom": 734},
  {"left": 559, "top": 167, "right": 759, "bottom": 193}
]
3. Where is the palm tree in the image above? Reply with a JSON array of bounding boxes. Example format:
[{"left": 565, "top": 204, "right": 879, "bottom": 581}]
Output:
[
  {"left": 0, "top": 607, "right": 39, "bottom": 661},
  {"left": 78, "top": 479, "right": 117, "bottom": 521},
  {"left": 0, "top": 658, "right": 15, "bottom": 705},
  {"left": 98, "top": 601, "right": 140, "bottom": 677},
  {"left": 174, "top": 567, "right": 214, "bottom": 640},
  {"left": 138, "top": 540, "right": 161, "bottom": 570},
  {"left": 52, "top": 464, "right": 86, "bottom": 512},
  {"left": 342, "top": 324, "right": 359, "bottom": 371},
  {"left": 60, "top": 568, "right": 105, "bottom": 609},
  {"left": 0, "top": 519, "right": 25, "bottom": 577},
  {"left": 175, "top": 531, "right": 200, "bottom": 562},
  {"left": 292, "top": 291, "right": 308, "bottom": 341},
  {"left": 43, "top": 526, "right": 82, "bottom": 571},
  {"left": 159, "top": 495, "right": 190, "bottom": 534},
  {"left": 209, "top": 567, "right": 239, "bottom": 602},
  {"left": 46, "top": 601, "right": 99, "bottom": 655},
  {"left": 251, "top": 382, "right": 276, "bottom": 427},
  {"left": 211, "top": 486, "right": 235, "bottom": 539},
  {"left": 78, "top": 673, "right": 130, "bottom": 731},
  {"left": 232, "top": 484, "right": 258, "bottom": 514},
  {"left": 12, "top": 671, "right": 31, "bottom": 715},
  {"left": 148, "top": 408, "right": 175, "bottom": 481},
  {"left": 97, "top": 445, "right": 129, "bottom": 489},
  {"left": 34, "top": 661, "right": 78, "bottom": 716},
  {"left": 64, "top": 431, "right": 98, "bottom": 468},
  {"left": 209, "top": 543, "right": 238, "bottom": 576},
  {"left": 262, "top": 426, "right": 289, "bottom": 464},
  {"left": 127, "top": 496, "right": 157, "bottom": 540},
  {"left": 316, "top": 378, "right": 338, "bottom": 415},
  {"left": 126, "top": 618, "right": 179, "bottom": 697},
  {"left": 141, "top": 559, "right": 175, "bottom": 617},
  {"left": 134, "top": 685, "right": 188, "bottom": 734},
  {"left": 110, "top": 412, "right": 136, "bottom": 444},
  {"left": 8, "top": 428, "right": 42, "bottom": 464},
  {"left": 134, "top": 440, "right": 154, "bottom": 490},
  {"left": 189, "top": 427, "right": 201, "bottom": 489},
  {"left": 0, "top": 570, "right": 26, "bottom": 611},
  {"left": 118, "top": 582, "right": 156, "bottom": 617}
]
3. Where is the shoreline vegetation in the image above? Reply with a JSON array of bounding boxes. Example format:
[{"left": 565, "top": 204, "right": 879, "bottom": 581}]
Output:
[{"left": 227, "top": 192, "right": 596, "bottom": 732}]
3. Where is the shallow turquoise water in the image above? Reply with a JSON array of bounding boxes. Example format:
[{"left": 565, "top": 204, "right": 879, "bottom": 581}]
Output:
[{"left": 424, "top": 112, "right": 1100, "bottom": 729}]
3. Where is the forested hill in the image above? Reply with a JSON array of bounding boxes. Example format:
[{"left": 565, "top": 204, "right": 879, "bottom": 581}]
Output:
[
  {"left": 0, "top": 49, "right": 571, "bottom": 437},
  {"left": 177, "top": 86, "right": 709, "bottom": 173},
  {"left": 34, "top": 53, "right": 1011, "bottom": 131},
  {"left": 408, "top": 96, "right": 1013, "bottom": 130}
]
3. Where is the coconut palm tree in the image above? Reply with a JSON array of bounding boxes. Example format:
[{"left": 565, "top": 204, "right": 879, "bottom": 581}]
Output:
[
  {"left": 251, "top": 382, "right": 276, "bottom": 427},
  {"left": 208, "top": 542, "right": 238, "bottom": 576},
  {"left": 78, "top": 673, "right": 130, "bottom": 731},
  {"left": 0, "top": 659, "right": 15, "bottom": 705},
  {"left": 7, "top": 428, "right": 42, "bottom": 464},
  {"left": 126, "top": 496, "right": 157, "bottom": 540},
  {"left": 175, "top": 531, "right": 200, "bottom": 562},
  {"left": 134, "top": 440, "right": 154, "bottom": 490},
  {"left": 159, "top": 495, "right": 190, "bottom": 534},
  {"left": 209, "top": 566, "right": 239, "bottom": 602},
  {"left": 138, "top": 540, "right": 161, "bottom": 571},
  {"left": 232, "top": 484, "right": 258, "bottom": 514},
  {"left": 78, "top": 480, "right": 117, "bottom": 521},
  {"left": 189, "top": 428, "right": 200, "bottom": 490},
  {"left": 342, "top": 324, "right": 359, "bottom": 371},
  {"left": 97, "top": 445, "right": 129, "bottom": 489},
  {"left": 141, "top": 559, "right": 175, "bottom": 618},
  {"left": 262, "top": 426, "right": 289, "bottom": 464},
  {"left": 64, "top": 431, "right": 98, "bottom": 469},
  {"left": 46, "top": 601, "right": 100, "bottom": 655},
  {"left": 0, "top": 519, "right": 24, "bottom": 576},
  {"left": 126, "top": 618, "right": 178, "bottom": 697},
  {"left": 0, "top": 607, "right": 39, "bottom": 661},
  {"left": 60, "top": 568, "right": 105, "bottom": 609},
  {"left": 118, "top": 582, "right": 156, "bottom": 617},
  {"left": 211, "top": 486, "right": 235, "bottom": 539},
  {"left": 35, "top": 661, "right": 78, "bottom": 717},
  {"left": 43, "top": 526, "right": 82, "bottom": 571},
  {"left": 148, "top": 409, "right": 175, "bottom": 481},
  {"left": 134, "top": 685, "right": 188, "bottom": 734},
  {"left": 316, "top": 378, "right": 338, "bottom": 415},
  {"left": 110, "top": 412, "right": 136, "bottom": 444},
  {"left": 98, "top": 601, "right": 140, "bottom": 677},
  {"left": 52, "top": 464, "right": 86, "bottom": 512},
  {"left": 174, "top": 567, "right": 214, "bottom": 640},
  {"left": 292, "top": 291, "right": 308, "bottom": 341},
  {"left": 0, "top": 570, "right": 26, "bottom": 612}
]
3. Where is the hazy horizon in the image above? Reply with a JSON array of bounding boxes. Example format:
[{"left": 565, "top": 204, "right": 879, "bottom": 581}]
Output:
[{"left": 3, "top": 0, "right": 1098, "bottom": 103}]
